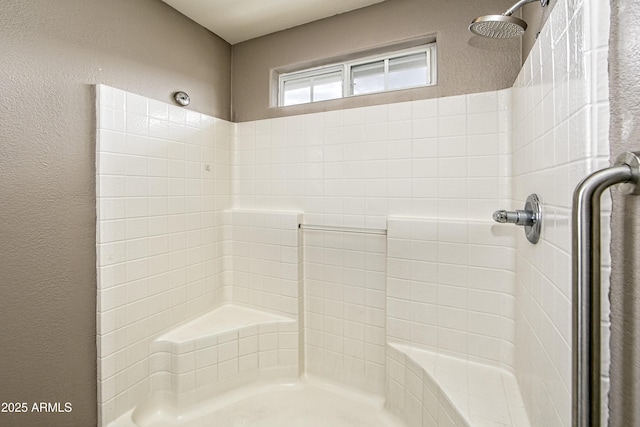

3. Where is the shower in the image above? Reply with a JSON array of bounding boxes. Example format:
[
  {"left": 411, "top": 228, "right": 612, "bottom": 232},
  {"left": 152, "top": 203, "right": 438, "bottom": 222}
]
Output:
[
  {"left": 469, "top": 0, "right": 548, "bottom": 38},
  {"left": 91, "top": 0, "right": 610, "bottom": 426}
]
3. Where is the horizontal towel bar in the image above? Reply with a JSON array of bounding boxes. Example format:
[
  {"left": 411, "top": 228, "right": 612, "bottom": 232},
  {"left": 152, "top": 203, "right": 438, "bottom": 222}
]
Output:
[{"left": 298, "top": 224, "right": 387, "bottom": 235}]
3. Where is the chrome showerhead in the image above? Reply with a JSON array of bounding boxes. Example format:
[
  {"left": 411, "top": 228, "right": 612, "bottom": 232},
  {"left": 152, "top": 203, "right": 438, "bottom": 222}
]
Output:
[
  {"left": 469, "top": 15, "right": 527, "bottom": 38},
  {"left": 469, "top": 0, "right": 548, "bottom": 39}
]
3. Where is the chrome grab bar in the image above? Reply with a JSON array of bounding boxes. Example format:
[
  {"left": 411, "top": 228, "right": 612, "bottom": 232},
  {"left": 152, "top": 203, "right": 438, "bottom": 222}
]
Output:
[{"left": 572, "top": 152, "right": 640, "bottom": 427}]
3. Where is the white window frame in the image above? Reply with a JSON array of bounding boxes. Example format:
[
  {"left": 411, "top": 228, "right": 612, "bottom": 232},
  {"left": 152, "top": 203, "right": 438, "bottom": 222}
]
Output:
[
  {"left": 278, "top": 43, "right": 437, "bottom": 107},
  {"left": 279, "top": 65, "right": 344, "bottom": 106}
]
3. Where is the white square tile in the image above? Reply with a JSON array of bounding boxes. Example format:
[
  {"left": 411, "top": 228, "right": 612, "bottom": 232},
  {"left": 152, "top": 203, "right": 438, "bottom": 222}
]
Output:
[
  {"left": 99, "top": 130, "right": 126, "bottom": 154},
  {"left": 438, "top": 115, "right": 467, "bottom": 137},
  {"left": 438, "top": 95, "right": 466, "bottom": 116},
  {"left": 125, "top": 156, "right": 148, "bottom": 176},
  {"left": 412, "top": 118, "right": 439, "bottom": 139},
  {"left": 99, "top": 220, "right": 126, "bottom": 243},
  {"left": 126, "top": 112, "right": 149, "bottom": 136},
  {"left": 99, "top": 153, "right": 127, "bottom": 176},
  {"left": 468, "top": 112, "right": 498, "bottom": 135},
  {"left": 99, "top": 176, "right": 126, "bottom": 198},
  {"left": 99, "top": 107, "right": 126, "bottom": 132},
  {"left": 467, "top": 91, "right": 498, "bottom": 114}
]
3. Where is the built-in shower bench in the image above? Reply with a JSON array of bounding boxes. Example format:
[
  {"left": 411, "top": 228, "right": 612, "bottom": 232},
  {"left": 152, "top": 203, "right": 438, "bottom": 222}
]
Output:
[
  {"left": 149, "top": 304, "right": 299, "bottom": 407},
  {"left": 386, "top": 343, "right": 531, "bottom": 427}
]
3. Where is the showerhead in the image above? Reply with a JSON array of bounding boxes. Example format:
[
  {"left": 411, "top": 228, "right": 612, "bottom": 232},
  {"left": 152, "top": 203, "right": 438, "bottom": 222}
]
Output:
[
  {"left": 469, "top": 14, "right": 528, "bottom": 38},
  {"left": 469, "top": 0, "right": 548, "bottom": 38}
]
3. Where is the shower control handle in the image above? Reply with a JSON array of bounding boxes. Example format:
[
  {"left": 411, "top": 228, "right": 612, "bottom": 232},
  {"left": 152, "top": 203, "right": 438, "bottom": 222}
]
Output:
[
  {"left": 492, "top": 209, "right": 534, "bottom": 226},
  {"left": 492, "top": 194, "right": 542, "bottom": 244}
]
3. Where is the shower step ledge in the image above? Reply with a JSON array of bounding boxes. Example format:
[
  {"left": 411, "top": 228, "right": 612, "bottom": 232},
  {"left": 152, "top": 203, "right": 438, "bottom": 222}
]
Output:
[
  {"left": 154, "top": 303, "right": 297, "bottom": 352},
  {"left": 148, "top": 304, "right": 299, "bottom": 403},
  {"left": 387, "top": 343, "right": 531, "bottom": 427}
]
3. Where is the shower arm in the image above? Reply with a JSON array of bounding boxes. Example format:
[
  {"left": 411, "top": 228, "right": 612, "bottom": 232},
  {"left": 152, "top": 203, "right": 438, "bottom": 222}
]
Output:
[
  {"left": 503, "top": 0, "right": 548, "bottom": 16},
  {"left": 572, "top": 152, "right": 640, "bottom": 427}
]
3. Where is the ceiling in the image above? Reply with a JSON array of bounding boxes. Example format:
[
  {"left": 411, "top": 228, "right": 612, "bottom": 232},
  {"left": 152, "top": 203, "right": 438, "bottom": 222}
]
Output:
[{"left": 160, "top": 0, "right": 386, "bottom": 44}]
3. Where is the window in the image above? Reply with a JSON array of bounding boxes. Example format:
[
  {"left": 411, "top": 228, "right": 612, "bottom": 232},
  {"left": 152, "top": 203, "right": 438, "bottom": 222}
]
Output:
[
  {"left": 278, "top": 44, "right": 436, "bottom": 107},
  {"left": 282, "top": 66, "right": 343, "bottom": 106}
]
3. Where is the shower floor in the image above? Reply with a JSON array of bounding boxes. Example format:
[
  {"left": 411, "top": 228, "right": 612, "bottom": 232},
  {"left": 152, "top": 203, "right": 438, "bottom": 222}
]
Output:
[{"left": 115, "top": 377, "right": 406, "bottom": 427}]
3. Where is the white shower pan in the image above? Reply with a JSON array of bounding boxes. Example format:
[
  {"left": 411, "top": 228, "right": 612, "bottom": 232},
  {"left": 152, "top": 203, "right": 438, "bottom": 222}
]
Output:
[{"left": 110, "top": 377, "right": 404, "bottom": 427}]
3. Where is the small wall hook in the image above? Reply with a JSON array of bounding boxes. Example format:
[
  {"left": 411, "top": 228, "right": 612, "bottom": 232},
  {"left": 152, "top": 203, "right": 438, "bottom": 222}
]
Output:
[{"left": 174, "top": 91, "right": 190, "bottom": 106}]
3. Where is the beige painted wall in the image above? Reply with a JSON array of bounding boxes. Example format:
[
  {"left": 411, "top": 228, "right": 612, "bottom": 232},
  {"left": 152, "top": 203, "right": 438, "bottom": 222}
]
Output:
[
  {"left": 608, "top": 0, "right": 640, "bottom": 425},
  {"left": 231, "top": 0, "right": 522, "bottom": 122},
  {"left": 0, "top": 1, "right": 230, "bottom": 425}
]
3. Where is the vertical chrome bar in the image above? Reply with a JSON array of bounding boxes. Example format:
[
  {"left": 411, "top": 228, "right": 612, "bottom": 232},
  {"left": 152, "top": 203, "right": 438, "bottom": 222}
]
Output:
[{"left": 572, "top": 152, "right": 640, "bottom": 427}]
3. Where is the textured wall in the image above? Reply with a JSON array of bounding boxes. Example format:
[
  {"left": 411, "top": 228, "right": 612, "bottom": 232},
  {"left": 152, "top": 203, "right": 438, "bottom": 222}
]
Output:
[
  {"left": 0, "top": 1, "right": 230, "bottom": 426},
  {"left": 231, "top": 0, "right": 522, "bottom": 122},
  {"left": 608, "top": 0, "right": 640, "bottom": 425}
]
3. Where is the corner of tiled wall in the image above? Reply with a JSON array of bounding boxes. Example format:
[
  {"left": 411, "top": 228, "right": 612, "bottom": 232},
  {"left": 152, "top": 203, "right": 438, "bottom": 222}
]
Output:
[
  {"left": 96, "top": 84, "right": 233, "bottom": 425},
  {"left": 386, "top": 217, "right": 518, "bottom": 370},
  {"left": 510, "top": 0, "right": 610, "bottom": 424},
  {"left": 226, "top": 209, "right": 303, "bottom": 317}
]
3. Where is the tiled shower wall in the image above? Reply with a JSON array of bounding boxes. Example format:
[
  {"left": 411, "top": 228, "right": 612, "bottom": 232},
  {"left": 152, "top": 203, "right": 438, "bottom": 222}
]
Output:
[
  {"left": 510, "top": 0, "right": 610, "bottom": 425},
  {"left": 386, "top": 218, "right": 517, "bottom": 370},
  {"left": 96, "top": 85, "right": 232, "bottom": 423},
  {"left": 234, "top": 92, "right": 512, "bottom": 393},
  {"left": 225, "top": 209, "right": 303, "bottom": 317},
  {"left": 234, "top": 91, "right": 510, "bottom": 223},
  {"left": 233, "top": 0, "right": 611, "bottom": 419},
  {"left": 97, "top": 0, "right": 608, "bottom": 423},
  {"left": 304, "top": 228, "right": 387, "bottom": 394}
]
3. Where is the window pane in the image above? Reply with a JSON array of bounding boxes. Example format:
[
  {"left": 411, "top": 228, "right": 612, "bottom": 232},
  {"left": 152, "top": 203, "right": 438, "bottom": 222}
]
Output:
[
  {"left": 312, "top": 72, "right": 342, "bottom": 102},
  {"left": 283, "top": 78, "right": 311, "bottom": 106},
  {"left": 351, "top": 60, "right": 385, "bottom": 95},
  {"left": 388, "top": 52, "right": 428, "bottom": 90},
  {"left": 279, "top": 44, "right": 435, "bottom": 106}
]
